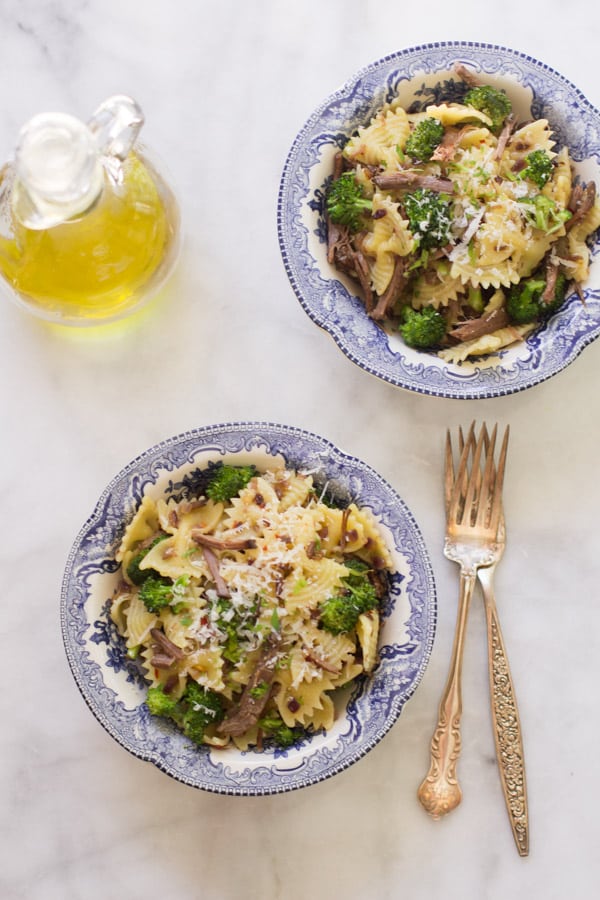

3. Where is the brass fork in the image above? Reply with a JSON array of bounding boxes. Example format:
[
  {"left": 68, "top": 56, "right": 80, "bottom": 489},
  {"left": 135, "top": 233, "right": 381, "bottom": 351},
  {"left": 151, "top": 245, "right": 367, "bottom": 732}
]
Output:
[
  {"left": 478, "top": 514, "right": 529, "bottom": 856},
  {"left": 417, "top": 423, "right": 507, "bottom": 820}
]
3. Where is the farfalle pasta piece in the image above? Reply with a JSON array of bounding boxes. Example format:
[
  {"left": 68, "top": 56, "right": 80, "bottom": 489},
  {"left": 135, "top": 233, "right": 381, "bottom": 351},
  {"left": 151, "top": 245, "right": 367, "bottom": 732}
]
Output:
[
  {"left": 276, "top": 470, "right": 313, "bottom": 511},
  {"left": 349, "top": 505, "right": 394, "bottom": 569},
  {"left": 563, "top": 193, "right": 600, "bottom": 282},
  {"left": 515, "top": 229, "right": 562, "bottom": 279},
  {"left": 230, "top": 726, "right": 259, "bottom": 752},
  {"left": 447, "top": 144, "right": 501, "bottom": 202},
  {"left": 110, "top": 587, "right": 132, "bottom": 635},
  {"left": 409, "top": 263, "right": 467, "bottom": 310},
  {"left": 439, "top": 323, "right": 535, "bottom": 363},
  {"left": 504, "top": 119, "right": 556, "bottom": 166},
  {"left": 156, "top": 498, "right": 180, "bottom": 535},
  {"left": 116, "top": 494, "right": 159, "bottom": 561},
  {"left": 566, "top": 233, "right": 593, "bottom": 282},
  {"left": 363, "top": 194, "right": 414, "bottom": 257},
  {"left": 123, "top": 593, "right": 158, "bottom": 647},
  {"left": 177, "top": 500, "right": 224, "bottom": 537},
  {"left": 450, "top": 251, "right": 522, "bottom": 290},
  {"left": 303, "top": 695, "right": 336, "bottom": 732},
  {"left": 298, "top": 620, "right": 356, "bottom": 671},
  {"left": 317, "top": 503, "right": 383, "bottom": 556},
  {"left": 333, "top": 660, "right": 364, "bottom": 688},
  {"left": 138, "top": 534, "right": 210, "bottom": 581},
  {"left": 284, "top": 556, "right": 349, "bottom": 614},
  {"left": 543, "top": 147, "right": 572, "bottom": 208},
  {"left": 356, "top": 609, "right": 380, "bottom": 673},
  {"left": 425, "top": 103, "right": 493, "bottom": 128},
  {"left": 344, "top": 106, "right": 410, "bottom": 169},
  {"left": 223, "top": 475, "right": 280, "bottom": 528},
  {"left": 274, "top": 665, "right": 338, "bottom": 728},
  {"left": 185, "top": 646, "right": 226, "bottom": 692},
  {"left": 475, "top": 199, "right": 529, "bottom": 267},
  {"left": 368, "top": 250, "right": 396, "bottom": 296},
  {"left": 362, "top": 194, "right": 415, "bottom": 295},
  {"left": 572, "top": 194, "right": 600, "bottom": 241},
  {"left": 138, "top": 643, "right": 186, "bottom": 693},
  {"left": 160, "top": 605, "right": 200, "bottom": 654},
  {"left": 457, "top": 126, "right": 494, "bottom": 149}
]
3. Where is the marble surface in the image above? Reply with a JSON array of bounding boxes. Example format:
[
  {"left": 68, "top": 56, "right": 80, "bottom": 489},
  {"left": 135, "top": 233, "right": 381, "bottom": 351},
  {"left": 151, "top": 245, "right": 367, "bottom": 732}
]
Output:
[{"left": 1, "top": 2, "right": 599, "bottom": 898}]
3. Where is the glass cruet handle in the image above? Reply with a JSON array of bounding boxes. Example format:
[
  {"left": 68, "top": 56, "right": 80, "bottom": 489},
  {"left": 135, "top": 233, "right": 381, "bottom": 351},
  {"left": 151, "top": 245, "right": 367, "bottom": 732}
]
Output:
[{"left": 87, "top": 95, "right": 145, "bottom": 174}]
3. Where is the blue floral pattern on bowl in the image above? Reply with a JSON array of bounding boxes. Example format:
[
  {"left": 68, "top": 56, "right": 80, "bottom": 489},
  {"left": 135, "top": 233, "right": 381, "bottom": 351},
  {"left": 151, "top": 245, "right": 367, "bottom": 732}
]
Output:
[
  {"left": 277, "top": 42, "right": 600, "bottom": 399},
  {"left": 61, "top": 423, "right": 436, "bottom": 795}
]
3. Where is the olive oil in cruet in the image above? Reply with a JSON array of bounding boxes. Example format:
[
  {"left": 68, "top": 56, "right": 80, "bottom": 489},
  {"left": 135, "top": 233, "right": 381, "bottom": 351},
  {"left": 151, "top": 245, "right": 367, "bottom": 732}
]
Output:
[{"left": 0, "top": 95, "right": 180, "bottom": 324}]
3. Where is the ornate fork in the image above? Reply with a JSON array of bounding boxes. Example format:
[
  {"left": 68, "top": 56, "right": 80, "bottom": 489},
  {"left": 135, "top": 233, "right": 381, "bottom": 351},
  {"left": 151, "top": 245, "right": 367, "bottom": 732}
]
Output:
[
  {"left": 417, "top": 422, "right": 507, "bottom": 820},
  {"left": 478, "top": 515, "right": 529, "bottom": 856}
]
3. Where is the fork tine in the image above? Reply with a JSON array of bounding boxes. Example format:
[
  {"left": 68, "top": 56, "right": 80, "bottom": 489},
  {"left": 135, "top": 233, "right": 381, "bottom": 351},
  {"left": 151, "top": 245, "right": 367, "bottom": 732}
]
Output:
[
  {"left": 489, "top": 425, "right": 510, "bottom": 534},
  {"left": 446, "top": 421, "right": 510, "bottom": 535},
  {"left": 476, "top": 423, "right": 497, "bottom": 530},
  {"left": 471, "top": 422, "right": 489, "bottom": 525},
  {"left": 454, "top": 423, "right": 471, "bottom": 518},
  {"left": 448, "top": 422, "right": 475, "bottom": 525},
  {"left": 462, "top": 424, "right": 486, "bottom": 525}
]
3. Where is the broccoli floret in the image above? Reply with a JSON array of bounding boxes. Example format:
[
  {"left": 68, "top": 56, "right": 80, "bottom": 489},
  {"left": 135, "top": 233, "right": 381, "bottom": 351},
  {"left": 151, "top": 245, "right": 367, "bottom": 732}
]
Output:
[
  {"left": 126, "top": 534, "right": 168, "bottom": 585},
  {"left": 399, "top": 306, "right": 447, "bottom": 350},
  {"left": 518, "top": 194, "right": 571, "bottom": 234},
  {"left": 405, "top": 117, "right": 445, "bottom": 162},
  {"left": 506, "top": 278, "right": 545, "bottom": 324},
  {"left": 146, "top": 682, "right": 224, "bottom": 746},
  {"left": 507, "top": 270, "right": 568, "bottom": 324},
  {"left": 520, "top": 149, "right": 553, "bottom": 189},
  {"left": 464, "top": 85, "right": 512, "bottom": 133},
  {"left": 206, "top": 464, "right": 255, "bottom": 502},
  {"left": 146, "top": 685, "right": 179, "bottom": 719},
  {"left": 180, "top": 682, "right": 224, "bottom": 745},
  {"left": 138, "top": 575, "right": 174, "bottom": 613},
  {"left": 319, "top": 558, "right": 378, "bottom": 634},
  {"left": 342, "top": 557, "right": 370, "bottom": 576},
  {"left": 319, "top": 594, "right": 361, "bottom": 634},
  {"left": 404, "top": 188, "right": 453, "bottom": 250},
  {"left": 326, "top": 172, "right": 373, "bottom": 232},
  {"left": 258, "top": 712, "right": 304, "bottom": 748}
]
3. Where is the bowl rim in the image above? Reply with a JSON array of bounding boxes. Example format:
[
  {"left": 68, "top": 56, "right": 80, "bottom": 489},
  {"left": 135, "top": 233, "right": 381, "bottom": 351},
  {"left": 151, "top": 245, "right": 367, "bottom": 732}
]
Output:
[
  {"left": 277, "top": 40, "right": 600, "bottom": 399},
  {"left": 61, "top": 421, "right": 437, "bottom": 794}
]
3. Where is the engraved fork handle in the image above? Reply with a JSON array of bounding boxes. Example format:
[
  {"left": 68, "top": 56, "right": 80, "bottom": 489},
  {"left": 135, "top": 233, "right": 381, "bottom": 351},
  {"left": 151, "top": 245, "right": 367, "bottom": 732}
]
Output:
[
  {"left": 417, "top": 568, "right": 476, "bottom": 818},
  {"left": 478, "top": 563, "right": 529, "bottom": 857}
]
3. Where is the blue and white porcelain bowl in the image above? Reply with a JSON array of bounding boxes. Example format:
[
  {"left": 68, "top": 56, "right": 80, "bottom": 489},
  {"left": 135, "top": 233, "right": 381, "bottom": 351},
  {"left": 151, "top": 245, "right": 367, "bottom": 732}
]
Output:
[
  {"left": 61, "top": 423, "right": 436, "bottom": 795},
  {"left": 278, "top": 42, "right": 600, "bottom": 399}
]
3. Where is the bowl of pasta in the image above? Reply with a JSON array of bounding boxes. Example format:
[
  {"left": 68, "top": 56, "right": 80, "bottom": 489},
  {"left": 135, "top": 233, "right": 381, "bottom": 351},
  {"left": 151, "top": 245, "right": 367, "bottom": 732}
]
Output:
[
  {"left": 278, "top": 42, "right": 600, "bottom": 399},
  {"left": 61, "top": 422, "right": 436, "bottom": 795}
]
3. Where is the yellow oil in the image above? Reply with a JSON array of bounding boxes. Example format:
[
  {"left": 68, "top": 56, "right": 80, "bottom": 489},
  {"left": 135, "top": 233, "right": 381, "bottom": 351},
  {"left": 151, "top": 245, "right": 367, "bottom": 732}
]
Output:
[{"left": 0, "top": 153, "right": 177, "bottom": 323}]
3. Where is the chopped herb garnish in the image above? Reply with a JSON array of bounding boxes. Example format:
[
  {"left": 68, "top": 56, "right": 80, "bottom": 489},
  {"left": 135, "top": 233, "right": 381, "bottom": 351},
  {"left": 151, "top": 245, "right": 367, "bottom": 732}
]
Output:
[{"left": 250, "top": 681, "right": 270, "bottom": 699}]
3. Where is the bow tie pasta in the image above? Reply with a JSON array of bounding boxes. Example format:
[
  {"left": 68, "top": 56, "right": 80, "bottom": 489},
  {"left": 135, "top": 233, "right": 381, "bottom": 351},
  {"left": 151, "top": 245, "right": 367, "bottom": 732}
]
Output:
[
  {"left": 111, "top": 464, "right": 393, "bottom": 751},
  {"left": 326, "top": 68, "right": 600, "bottom": 362}
]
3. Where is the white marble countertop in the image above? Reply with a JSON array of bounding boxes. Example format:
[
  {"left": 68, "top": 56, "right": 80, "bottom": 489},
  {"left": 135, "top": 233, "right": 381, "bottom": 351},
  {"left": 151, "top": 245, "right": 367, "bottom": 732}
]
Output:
[{"left": 1, "top": 2, "right": 599, "bottom": 898}]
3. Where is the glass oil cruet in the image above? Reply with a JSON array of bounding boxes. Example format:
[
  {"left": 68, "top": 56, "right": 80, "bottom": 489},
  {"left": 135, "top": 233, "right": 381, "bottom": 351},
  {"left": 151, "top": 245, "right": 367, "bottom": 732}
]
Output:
[{"left": 0, "top": 95, "right": 180, "bottom": 325}]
